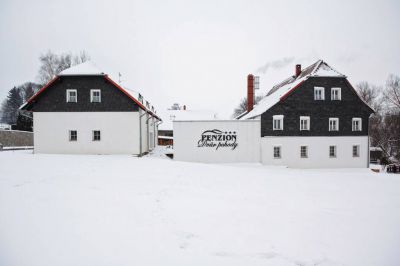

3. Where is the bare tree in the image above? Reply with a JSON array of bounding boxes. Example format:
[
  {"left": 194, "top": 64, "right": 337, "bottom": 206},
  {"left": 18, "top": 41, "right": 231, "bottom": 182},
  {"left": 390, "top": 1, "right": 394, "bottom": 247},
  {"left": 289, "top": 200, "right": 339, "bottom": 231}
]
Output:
[
  {"left": 383, "top": 74, "right": 400, "bottom": 112},
  {"left": 37, "top": 50, "right": 90, "bottom": 84},
  {"left": 233, "top": 95, "right": 263, "bottom": 118},
  {"left": 19, "top": 82, "right": 41, "bottom": 102},
  {"left": 37, "top": 51, "right": 60, "bottom": 84},
  {"left": 364, "top": 75, "right": 400, "bottom": 161},
  {"left": 356, "top": 81, "right": 383, "bottom": 113},
  {"left": 73, "top": 50, "right": 91, "bottom": 65}
]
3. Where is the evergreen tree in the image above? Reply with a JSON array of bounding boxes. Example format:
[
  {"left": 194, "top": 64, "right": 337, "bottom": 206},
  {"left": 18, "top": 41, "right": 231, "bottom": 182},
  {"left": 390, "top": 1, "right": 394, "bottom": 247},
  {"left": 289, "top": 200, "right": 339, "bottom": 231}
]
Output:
[{"left": 1, "top": 87, "right": 23, "bottom": 124}]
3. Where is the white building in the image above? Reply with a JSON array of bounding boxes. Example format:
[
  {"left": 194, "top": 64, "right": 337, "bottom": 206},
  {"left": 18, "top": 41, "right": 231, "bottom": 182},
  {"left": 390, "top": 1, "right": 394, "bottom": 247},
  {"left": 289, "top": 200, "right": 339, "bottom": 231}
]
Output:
[
  {"left": 174, "top": 60, "right": 374, "bottom": 168},
  {"left": 20, "top": 61, "right": 161, "bottom": 155},
  {"left": 158, "top": 104, "right": 218, "bottom": 146}
]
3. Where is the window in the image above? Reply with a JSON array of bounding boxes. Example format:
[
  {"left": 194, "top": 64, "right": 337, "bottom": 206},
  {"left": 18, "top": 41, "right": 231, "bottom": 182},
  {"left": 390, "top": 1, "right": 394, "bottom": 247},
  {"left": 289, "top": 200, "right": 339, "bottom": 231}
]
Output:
[
  {"left": 92, "top": 130, "right": 101, "bottom": 141},
  {"left": 273, "top": 115, "right": 284, "bottom": 130},
  {"left": 69, "top": 130, "right": 77, "bottom": 141},
  {"left": 353, "top": 145, "right": 360, "bottom": 157},
  {"left": 329, "top": 145, "right": 336, "bottom": 158},
  {"left": 90, "top": 89, "right": 101, "bottom": 103},
  {"left": 352, "top": 118, "right": 362, "bottom": 131},
  {"left": 329, "top": 118, "right": 339, "bottom": 131},
  {"left": 273, "top": 146, "right": 281, "bottom": 159},
  {"left": 331, "top": 88, "right": 341, "bottom": 100},
  {"left": 314, "top": 87, "right": 325, "bottom": 100},
  {"left": 300, "top": 146, "right": 308, "bottom": 158},
  {"left": 66, "top": 89, "right": 77, "bottom": 102},
  {"left": 300, "top": 116, "right": 310, "bottom": 131}
]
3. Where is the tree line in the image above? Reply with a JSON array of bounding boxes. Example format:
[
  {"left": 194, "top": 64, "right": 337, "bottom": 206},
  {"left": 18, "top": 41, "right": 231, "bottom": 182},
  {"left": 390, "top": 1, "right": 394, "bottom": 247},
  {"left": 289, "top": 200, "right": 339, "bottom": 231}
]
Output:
[
  {"left": 358, "top": 75, "right": 400, "bottom": 161},
  {"left": 0, "top": 51, "right": 90, "bottom": 128}
]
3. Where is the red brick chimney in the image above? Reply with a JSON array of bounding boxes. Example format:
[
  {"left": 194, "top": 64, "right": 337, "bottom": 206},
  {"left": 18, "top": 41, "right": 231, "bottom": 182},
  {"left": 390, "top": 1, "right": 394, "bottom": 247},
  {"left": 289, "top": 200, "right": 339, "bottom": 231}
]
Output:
[
  {"left": 247, "top": 74, "right": 254, "bottom": 112},
  {"left": 295, "top": 64, "right": 301, "bottom": 77}
]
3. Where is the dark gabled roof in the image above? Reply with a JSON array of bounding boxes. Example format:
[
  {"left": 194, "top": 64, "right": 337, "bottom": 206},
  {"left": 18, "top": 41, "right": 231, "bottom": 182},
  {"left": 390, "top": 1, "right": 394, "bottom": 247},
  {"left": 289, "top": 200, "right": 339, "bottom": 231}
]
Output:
[
  {"left": 241, "top": 60, "right": 362, "bottom": 120},
  {"left": 266, "top": 60, "right": 344, "bottom": 96},
  {"left": 20, "top": 63, "right": 161, "bottom": 120},
  {"left": 266, "top": 76, "right": 296, "bottom": 96}
]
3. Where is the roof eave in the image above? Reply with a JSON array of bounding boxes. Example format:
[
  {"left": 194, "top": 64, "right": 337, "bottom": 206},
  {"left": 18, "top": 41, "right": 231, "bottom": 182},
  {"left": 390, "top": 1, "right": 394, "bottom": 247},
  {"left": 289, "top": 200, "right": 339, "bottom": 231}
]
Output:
[
  {"left": 58, "top": 73, "right": 105, "bottom": 76},
  {"left": 103, "top": 75, "right": 162, "bottom": 120}
]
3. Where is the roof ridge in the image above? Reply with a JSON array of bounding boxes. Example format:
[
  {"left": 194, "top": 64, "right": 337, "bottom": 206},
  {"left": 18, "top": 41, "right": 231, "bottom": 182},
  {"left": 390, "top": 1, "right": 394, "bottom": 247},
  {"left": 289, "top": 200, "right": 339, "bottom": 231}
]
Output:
[
  {"left": 272, "top": 76, "right": 295, "bottom": 89},
  {"left": 312, "top": 60, "right": 345, "bottom": 77},
  {"left": 311, "top": 59, "right": 323, "bottom": 74},
  {"left": 241, "top": 59, "right": 347, "bottom": 120}
]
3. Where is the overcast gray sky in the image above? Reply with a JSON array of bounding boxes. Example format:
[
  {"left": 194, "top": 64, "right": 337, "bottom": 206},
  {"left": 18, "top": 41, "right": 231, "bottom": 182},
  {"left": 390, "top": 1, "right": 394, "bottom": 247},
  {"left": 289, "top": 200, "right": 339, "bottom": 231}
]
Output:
[{"left": 1, "top": 0, "right": 399, "bottom": 118}]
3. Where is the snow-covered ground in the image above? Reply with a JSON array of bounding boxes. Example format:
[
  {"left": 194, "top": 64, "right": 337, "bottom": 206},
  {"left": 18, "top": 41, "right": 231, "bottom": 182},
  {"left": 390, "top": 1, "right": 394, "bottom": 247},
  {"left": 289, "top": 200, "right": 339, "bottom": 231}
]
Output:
[{"left": 1, "top": 150, "right": 400, "bottom": 266}]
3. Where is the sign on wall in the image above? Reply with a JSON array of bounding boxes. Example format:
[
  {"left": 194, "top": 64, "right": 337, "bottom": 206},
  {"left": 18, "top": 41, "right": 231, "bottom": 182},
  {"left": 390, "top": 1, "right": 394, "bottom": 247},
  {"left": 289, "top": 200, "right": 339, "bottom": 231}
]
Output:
[
  {"left": 174, "top": 120, "right": 260, "bottom": 163},
  {"left": 197, "top": 129, "right": 238, "bottom": 150}
]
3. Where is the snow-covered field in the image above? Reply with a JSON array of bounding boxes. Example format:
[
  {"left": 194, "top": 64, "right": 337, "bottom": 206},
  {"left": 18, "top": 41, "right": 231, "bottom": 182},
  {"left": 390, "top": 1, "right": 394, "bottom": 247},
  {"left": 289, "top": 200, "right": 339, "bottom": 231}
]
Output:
[{"left": 1, "top": 150, "right": 400, "bottom": 266}]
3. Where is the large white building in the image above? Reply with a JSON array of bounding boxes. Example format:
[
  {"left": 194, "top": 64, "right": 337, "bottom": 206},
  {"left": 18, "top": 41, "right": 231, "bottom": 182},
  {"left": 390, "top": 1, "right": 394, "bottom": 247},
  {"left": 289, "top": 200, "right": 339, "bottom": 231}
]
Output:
[
  {"left": 21, "top": 62, "right": 161, "bottom": 155},
  {"left": 174, "top": 60, "right": 374, "bottom": 168}
]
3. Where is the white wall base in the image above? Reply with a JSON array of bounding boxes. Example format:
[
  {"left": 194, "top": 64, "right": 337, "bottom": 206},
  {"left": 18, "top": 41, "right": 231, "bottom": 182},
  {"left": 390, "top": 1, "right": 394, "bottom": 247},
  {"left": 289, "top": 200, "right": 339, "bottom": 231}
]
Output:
[
  {"left": 34, "top": 112, "right": 141, "bottom": 154},
  {"left": 261, "top": 136, "right": 369, "bottom": 168},
  {"left": 174, "top": 120, "right": 369, "bottom": 168},
  {"left": 174, "top": 120, "right": 260, "bottom": 163}
]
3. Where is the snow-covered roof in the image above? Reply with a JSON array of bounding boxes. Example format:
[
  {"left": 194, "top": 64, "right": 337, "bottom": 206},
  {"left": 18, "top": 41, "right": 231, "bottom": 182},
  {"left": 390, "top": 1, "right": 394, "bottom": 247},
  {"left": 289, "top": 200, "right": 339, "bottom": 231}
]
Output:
[
  {"left": 158, "top": 136, "right": 173, "bottom": 140},
  {"left": 159, "top": 109, "right": 219, "bottom": 131},
  {"left": 59, "top": 61, "right": 104, "bottom": 76},
  {"left": 241, "top": 60, "right": 346, "bottom": 120}
]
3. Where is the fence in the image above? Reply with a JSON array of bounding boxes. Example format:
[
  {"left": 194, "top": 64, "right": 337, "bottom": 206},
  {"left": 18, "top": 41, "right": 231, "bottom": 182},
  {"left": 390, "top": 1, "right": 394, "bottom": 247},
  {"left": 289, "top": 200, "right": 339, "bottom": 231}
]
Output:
[{"left": 0, "top": 130, "right": 33, "bottom": 148}]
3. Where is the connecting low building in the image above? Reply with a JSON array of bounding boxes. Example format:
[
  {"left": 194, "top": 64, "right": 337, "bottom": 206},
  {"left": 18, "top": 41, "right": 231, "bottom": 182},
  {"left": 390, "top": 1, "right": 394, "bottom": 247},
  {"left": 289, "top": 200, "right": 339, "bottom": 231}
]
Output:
[
  {"left": 174, "top": 60, "right": 374, "bottom": 168},
  {"left": 20, "top": 61, "right": 161, "bottom": 155},
  {"left": 158, "top": 104, "right": 218, "bottom": 146}
]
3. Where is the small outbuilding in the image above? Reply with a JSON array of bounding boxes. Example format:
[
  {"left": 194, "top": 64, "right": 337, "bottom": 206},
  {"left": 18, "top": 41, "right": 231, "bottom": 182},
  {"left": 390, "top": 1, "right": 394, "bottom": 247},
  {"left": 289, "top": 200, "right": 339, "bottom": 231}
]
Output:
[{"left": 158, "top": 103, "right": 218, "bottom": 146}]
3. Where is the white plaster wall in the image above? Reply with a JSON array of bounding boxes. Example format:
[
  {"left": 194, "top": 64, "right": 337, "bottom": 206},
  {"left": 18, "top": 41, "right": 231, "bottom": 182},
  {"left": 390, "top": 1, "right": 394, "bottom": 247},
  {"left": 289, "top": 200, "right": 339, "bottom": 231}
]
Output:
[
  {"left": 148, "top": 116, "right": 152, "bottom": 151},
  {"left": 174, "top": 120, "right": 260, "bottom": 163},
  {"left": 33, "top": 112, "right": 140, "bottom": 154},
  {"left": 139, "top": 110, "right": 149, "bottom": 153},
  {"left": 148, "top": 117, "right": 156, "bottom": 150},
  {"left": 261, "top": 136, "right": 369, "bottom": 168}
]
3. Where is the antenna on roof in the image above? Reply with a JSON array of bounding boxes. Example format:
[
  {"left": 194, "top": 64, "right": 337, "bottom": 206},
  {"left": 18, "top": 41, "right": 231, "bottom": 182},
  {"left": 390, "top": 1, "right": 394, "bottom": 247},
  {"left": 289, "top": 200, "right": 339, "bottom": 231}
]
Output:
[
  {"left": 118, "top": 72, "right": 122, "bottom": 83},
  {"left": 254, "top": 76, "right": 260, "bottom": 90}
]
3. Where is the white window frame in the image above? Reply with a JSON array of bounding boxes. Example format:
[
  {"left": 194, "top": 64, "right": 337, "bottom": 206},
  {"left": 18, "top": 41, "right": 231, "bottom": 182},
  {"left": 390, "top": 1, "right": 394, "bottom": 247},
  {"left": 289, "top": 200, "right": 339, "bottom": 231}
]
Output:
[
  {"left": 300, "top": 146, "right": 308, "bottom": 158},
  {"left": 329, "top": 118, "right": 339, "bottom": 131},
  {"left": 273, "top": 146, "right": 281, "bottom": 159},
  {"left": 352, "top": 118, "right": 362, "bottom": 131},
  {"left": 314, "top": 87, "right": 325, "bottom": 100},
  {"left": 69, "top": 130, "right": 77, "bottom": 141},
  {"left": 66, "top": 89, "right": 77, "bottom": 103},
  {"left": 92, "top": 130, "right": 101, "bottom": 141},
  {"left": 329, "top": 145, "right": 337, "bottom": 158},
  {"left": 331, "top": 87, "right": 341, "bottom": 100},
  {"left": 273, "top": 115, "right": 284, "bottom": 131},
  {"left": 90, "top": 89, "right": 101, "bottom": 103},
  {"left": 300, "top": 116, "right": 310, "bottom": 131},
  {"left": 353, "top": 145, "right": 360, "bottom": 157}
]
